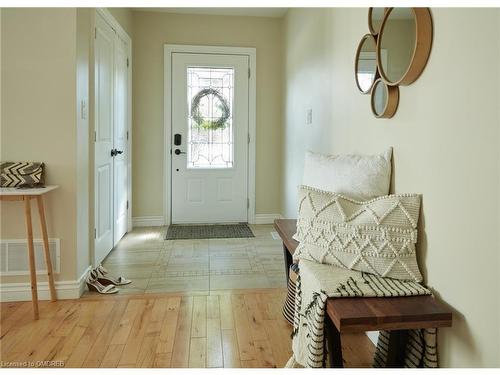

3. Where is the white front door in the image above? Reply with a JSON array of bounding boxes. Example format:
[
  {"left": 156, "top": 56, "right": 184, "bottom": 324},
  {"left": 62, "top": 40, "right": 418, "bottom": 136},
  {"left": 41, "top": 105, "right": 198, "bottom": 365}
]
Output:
[
  {"left": 94, "top": 13, "right": 114, "bottom": 264},
  {"left": 171, "top": 53, "right": 249, "bottom": 224}
]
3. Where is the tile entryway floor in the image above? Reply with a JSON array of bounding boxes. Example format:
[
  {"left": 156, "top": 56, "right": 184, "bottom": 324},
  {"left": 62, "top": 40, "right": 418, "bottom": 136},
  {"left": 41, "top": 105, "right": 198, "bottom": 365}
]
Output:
[{"left": 90, "top": 225, "right": 286, "bottom": 295}]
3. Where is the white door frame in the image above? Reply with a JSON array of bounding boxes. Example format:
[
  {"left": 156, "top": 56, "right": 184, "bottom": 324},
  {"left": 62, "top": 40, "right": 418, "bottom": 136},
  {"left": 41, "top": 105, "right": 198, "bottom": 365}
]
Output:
[
  {"left": 163, "top": 44, "right": 256, "bottom": 226},
  {"left": 93, "top": 8, "right": 132, "bottom": 263}
]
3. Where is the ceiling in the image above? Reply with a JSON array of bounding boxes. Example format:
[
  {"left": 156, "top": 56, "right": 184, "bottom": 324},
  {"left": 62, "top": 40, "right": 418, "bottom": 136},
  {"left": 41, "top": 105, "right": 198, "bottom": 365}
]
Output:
[{"left": 133, "top": 7, "right": 289, "bottom": 18}]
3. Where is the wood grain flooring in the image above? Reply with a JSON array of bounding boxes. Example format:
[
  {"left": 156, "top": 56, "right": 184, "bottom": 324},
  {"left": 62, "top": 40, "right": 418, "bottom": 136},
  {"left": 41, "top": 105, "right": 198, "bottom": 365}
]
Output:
[{"left": 0, "top": 289, "right": 375, "bottom": 368}]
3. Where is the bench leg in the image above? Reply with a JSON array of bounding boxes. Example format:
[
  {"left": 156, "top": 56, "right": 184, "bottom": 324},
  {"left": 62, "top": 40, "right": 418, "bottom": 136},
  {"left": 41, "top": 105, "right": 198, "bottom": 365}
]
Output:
[
  {"left": 325, "top": 315, "right": 343, "bottom": 368},
  {"left": 385, "top": 329, "right": 409, "bottom": 367},
  {"left": 283, "top": 243, "right": 292, "bottom": 283}
]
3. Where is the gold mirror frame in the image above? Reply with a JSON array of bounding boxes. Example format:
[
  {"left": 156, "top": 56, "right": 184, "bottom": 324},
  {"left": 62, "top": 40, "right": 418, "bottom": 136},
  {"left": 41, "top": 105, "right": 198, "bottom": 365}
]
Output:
[
  {"left": 371, "top": 78, "right": 399, "bottom": 119},
  {"left": 354, "top": 34, "right": 379, "bottom": 94},
  {"left": 376, "top": 8, "right": 433, "bottom": 86},
  {"left": 368, "top": 7, "right": 387, "bottom": 36},
  {"left": 355, "top": 7, "right": 433, "bottom": 118}
]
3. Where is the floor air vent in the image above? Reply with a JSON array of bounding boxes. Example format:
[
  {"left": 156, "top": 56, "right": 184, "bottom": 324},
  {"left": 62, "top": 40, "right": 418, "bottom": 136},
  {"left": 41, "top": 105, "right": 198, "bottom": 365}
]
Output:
[{"left": 0, "top": 239, "right": 60, "bottom": 276}]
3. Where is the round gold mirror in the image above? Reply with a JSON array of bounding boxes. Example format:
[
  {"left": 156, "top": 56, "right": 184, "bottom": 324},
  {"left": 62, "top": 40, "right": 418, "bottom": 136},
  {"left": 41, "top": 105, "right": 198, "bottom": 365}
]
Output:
[
  {"left": 368, "top": 8, "right": 386, "bottom": 35},
  {"left": 377, "top": 8, "right": 433, "bottom": 86},
  {"left": 355, "top": 34, "right": 378, "bottom": 94},
  {"left": 371, "top": 79, "right": 399, "bottom": 118}
]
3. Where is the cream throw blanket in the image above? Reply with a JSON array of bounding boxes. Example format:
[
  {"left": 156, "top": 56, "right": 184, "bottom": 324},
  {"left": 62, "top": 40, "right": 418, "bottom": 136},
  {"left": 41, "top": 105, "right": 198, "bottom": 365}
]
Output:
[{"left": 285, "top": 260, "right": 439, "bottom": 368}]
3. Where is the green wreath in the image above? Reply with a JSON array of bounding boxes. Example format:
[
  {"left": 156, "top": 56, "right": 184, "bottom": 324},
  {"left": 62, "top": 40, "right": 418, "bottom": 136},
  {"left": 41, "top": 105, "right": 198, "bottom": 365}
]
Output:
[{"left": 191, "top": 88, "right": 230, "bottom": 130}]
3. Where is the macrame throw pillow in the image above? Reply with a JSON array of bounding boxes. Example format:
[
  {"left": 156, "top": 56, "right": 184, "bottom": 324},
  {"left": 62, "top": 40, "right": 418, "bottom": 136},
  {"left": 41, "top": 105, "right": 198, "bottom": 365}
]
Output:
[{"left": 293, "top": 185, "right": 423, "bottom": 282}]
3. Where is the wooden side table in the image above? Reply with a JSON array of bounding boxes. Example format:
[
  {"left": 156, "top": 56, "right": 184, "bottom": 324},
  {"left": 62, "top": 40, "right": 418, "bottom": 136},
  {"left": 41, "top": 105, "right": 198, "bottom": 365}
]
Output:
[{"left": 0, "top": 185, "right": 59, "bottom": 319}]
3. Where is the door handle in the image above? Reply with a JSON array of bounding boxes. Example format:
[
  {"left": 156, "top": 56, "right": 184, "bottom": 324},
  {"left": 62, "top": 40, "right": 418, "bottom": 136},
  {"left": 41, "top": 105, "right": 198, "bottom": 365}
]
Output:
[
  {"left": 111, "top": 149, "right": 124, "bottom": 157},
  {"left": 174, "top": 149, "right": 186, "bottom": 155}
]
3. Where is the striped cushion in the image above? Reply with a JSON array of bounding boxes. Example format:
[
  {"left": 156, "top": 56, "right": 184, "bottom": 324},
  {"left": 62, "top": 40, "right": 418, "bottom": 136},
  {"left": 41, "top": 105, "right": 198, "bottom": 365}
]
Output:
[
  {"left": 282, "top": 263, "right": 299, "bottom": 325},
  {"left": 0, "top": 161, "right": 45, "bottom": 188}
]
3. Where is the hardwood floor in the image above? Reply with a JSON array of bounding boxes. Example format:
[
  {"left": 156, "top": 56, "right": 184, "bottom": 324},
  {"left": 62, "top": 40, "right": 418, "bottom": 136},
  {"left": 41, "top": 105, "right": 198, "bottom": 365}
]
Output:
[{"left": 0, "top": 289, "right": 375, "bottom": 368}]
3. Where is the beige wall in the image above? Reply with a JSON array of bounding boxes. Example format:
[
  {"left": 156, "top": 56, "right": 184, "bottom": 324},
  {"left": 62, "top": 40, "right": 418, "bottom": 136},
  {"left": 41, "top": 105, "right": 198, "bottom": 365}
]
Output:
[
  {"left": 1, "top": 8, "right": 78, "bottom": 282},
  {"left": 282, "top": 8, "right": 500, "bottom": 367},
  {"left": 132, "top": 11, "right": 283, "bottom": 218},
  {"left": 108, "top": 8, "right": 133, "bottom": 37},
  {"left": 498, "top": 10, "right": 500, "bottom": 362},
  {"left": 0, "top": 7, "right": 134, "bottom": 287}
]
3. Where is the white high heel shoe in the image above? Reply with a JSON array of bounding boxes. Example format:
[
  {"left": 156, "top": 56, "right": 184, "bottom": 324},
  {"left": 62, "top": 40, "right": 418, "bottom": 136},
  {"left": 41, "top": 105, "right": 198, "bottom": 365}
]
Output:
[
  {"left": 95, "top": 264, "right": 132, "bottom": 286},
  {"left": 86, "top": 270, "right": 119, "bottom": 294}
]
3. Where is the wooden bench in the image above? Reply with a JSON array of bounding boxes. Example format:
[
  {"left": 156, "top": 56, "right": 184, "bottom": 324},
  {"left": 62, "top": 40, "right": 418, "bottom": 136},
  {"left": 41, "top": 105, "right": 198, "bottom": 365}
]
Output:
[{"left": 274, "top": 219, "right": 452, "bottom": 368}]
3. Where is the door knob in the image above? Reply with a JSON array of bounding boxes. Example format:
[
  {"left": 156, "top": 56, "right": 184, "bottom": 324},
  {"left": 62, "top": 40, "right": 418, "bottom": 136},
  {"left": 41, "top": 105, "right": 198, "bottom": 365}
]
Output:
[{"left": 174, "top": 149, "right": 186, "bottom": 155}]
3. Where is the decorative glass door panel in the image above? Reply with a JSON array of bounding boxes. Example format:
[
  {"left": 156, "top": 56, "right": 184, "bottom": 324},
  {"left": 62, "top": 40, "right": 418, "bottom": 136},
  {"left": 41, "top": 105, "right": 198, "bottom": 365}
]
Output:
[{"left": 187, "top": 67, "right": 234, "bottom": 169}]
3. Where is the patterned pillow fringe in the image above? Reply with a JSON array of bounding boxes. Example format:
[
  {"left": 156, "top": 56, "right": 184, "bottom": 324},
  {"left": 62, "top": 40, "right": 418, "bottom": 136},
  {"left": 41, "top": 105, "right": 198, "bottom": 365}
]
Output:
[
  {"left": 372, "top": 328, "right": 438, "bottom": 368},
  {"left": 282, "top": 276, "right": 296, "bottom": 325},
  {"left": 286, "top": 262, "right": 438, "bottom": 368}
]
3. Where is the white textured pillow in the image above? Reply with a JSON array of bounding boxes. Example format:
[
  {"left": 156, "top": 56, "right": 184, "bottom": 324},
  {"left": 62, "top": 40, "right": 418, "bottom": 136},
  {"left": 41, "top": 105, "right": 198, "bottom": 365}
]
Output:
[
  {"left": 303, "top": 148, "right": 392, "bottom": 201},
  {"left": 294, "top": 185, "right": 423, "bottom": 282}
]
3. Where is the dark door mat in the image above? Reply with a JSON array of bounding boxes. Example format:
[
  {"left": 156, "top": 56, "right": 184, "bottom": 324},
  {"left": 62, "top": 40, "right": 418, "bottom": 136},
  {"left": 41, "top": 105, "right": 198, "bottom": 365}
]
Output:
[{"left": 165, "top": 223, "right": 255, "bottom": 240}]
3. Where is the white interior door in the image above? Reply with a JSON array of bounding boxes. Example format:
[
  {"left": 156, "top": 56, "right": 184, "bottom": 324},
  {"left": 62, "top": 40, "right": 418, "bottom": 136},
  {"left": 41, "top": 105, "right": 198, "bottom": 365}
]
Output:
[
  {"left": 94, "top": 13, "right": 114, "bottom": 264},
  {"left": 171, "top": 53, "right": 249, "bottom": 224},
  {"left": 113, "top": 33, "right": 129, "bottom": 245}
]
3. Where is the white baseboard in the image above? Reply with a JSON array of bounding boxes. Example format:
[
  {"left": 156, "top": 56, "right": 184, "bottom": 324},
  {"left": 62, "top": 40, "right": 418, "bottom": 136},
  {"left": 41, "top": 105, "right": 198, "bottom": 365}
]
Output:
[
  {"left": 0, "top": 266, "right": 91, "bottom": 302},
  {"left": 132, "top": 215, "right": 280, "bottom": 226},
  {"left": 254, "top": 213, "right": 282, "bottom": 224},
  {"left": 132, "top": 216, "right": 165, "bottom": 227},
  {"left": 367, "top": 331, "right": 379, "bottom": 346}
]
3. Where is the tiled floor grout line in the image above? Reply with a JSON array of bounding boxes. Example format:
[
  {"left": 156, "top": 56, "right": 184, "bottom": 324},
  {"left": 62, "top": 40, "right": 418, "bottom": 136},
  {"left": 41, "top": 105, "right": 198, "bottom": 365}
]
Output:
[{"left": 208, "top": 239, "right": 212, "bottom": 292}]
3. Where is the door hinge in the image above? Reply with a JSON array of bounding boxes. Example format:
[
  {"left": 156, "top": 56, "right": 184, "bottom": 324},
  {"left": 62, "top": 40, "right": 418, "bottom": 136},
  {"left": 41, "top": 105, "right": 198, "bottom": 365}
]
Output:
[
  {"left": 247, "top": 198, "right": 250, "bottom": 209},
  {"left": 126, "top": 130, "right": 129, "bottom": 140},
  {"left": 248, "top": 68, "right": 251, "bottom": 79},
  {"left": 94, "top": 131, "right": 96, "bottom": 142},
  {"left": 94, "top": 27, "right": 97, "bottom": 39},
  {"left": 248, "top": 133, "right": 250, "bottom": 144},
  {"left": 94, "top": 228, "right": 96, "bottom": 239},
  {"left": 126, "top": 200, "right": 129, "bottom": 210},
  {"left": 126, "top": 57, "right": 129, "bottom": 68}
]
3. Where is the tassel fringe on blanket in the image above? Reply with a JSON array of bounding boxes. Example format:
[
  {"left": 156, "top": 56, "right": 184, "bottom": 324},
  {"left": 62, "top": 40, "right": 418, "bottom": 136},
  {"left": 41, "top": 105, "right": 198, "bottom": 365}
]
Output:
[{"left": 285, "top": 260, "right": 438, "bottom": 368}]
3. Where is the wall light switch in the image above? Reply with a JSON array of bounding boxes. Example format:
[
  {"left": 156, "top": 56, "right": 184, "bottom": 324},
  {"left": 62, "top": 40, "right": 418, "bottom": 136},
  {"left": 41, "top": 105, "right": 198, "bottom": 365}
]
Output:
[
  {"left": 81, "top": 99, "right": 87, "bottom": 120},
  {"left": 306, "top": 108, "right": 313, "bottom": 125}
]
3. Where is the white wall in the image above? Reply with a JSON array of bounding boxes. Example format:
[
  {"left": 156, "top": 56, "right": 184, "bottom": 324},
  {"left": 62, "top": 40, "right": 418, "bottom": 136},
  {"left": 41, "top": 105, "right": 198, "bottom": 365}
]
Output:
[
  {"left": 282, "top": 8, "right": 500, "bottom": 367},
  {"left": 76, "top": 8, "right": 91, "bottom": 277}
]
